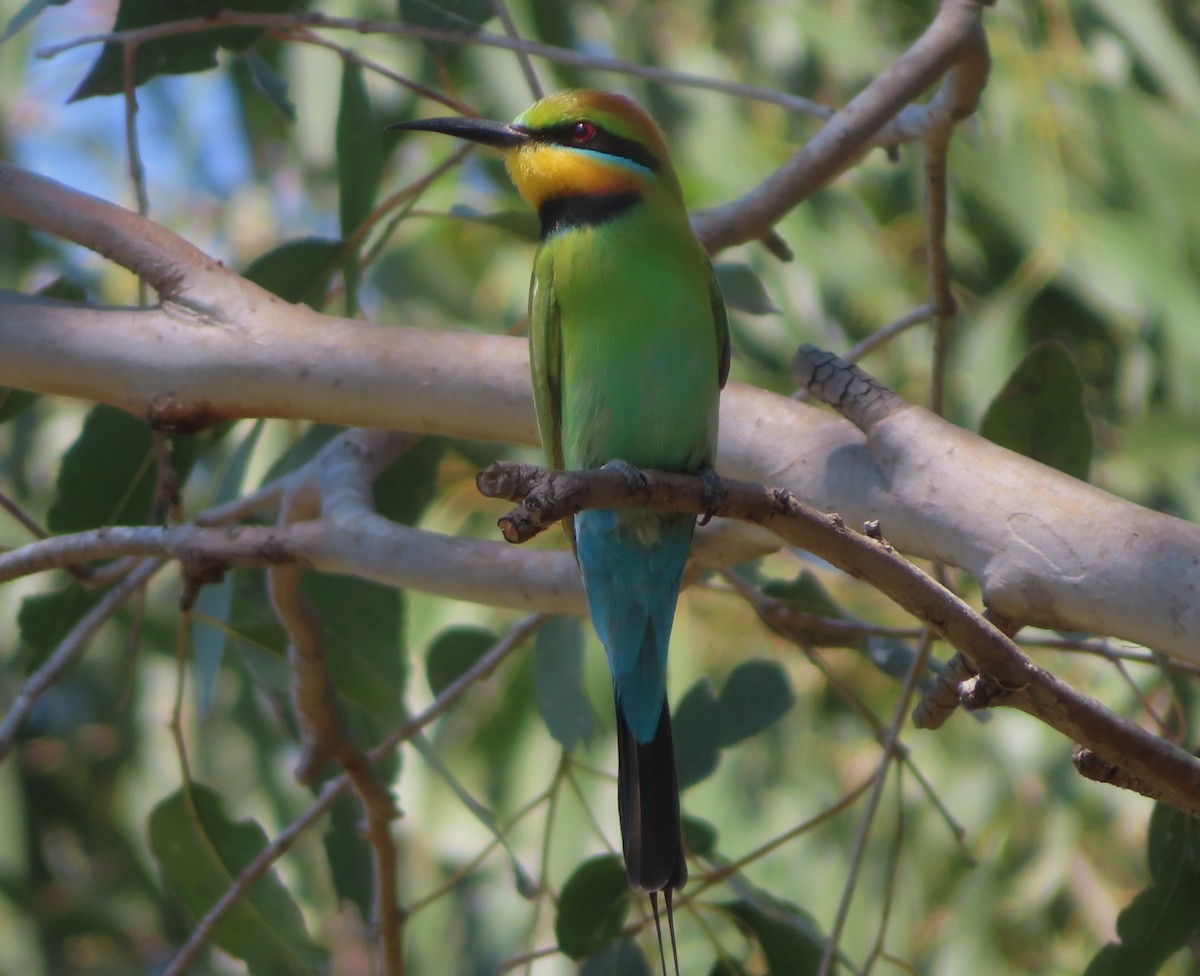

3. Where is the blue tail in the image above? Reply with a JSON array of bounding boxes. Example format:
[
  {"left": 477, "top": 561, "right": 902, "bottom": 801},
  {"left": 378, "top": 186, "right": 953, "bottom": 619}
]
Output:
[{"left": 575, "top": 508, "right": 691, "bottom": 893}]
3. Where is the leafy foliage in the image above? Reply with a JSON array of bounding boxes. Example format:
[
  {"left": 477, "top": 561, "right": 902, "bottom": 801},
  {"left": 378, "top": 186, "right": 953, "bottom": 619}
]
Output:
[
  {"left": 555, "top": 855, "right": 631, "bottom": 960},
  {"left": 980, "top": 340, "right": 1093, "bottom": 480},
  {"left": 2, "top": 1, "right": 1199, "bottom": 975},
  {"left": 149, "top": 783, "right": 328, "bottom": 975}
]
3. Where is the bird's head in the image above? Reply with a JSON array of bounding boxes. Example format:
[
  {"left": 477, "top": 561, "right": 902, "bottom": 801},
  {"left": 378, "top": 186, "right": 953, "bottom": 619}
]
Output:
[{"left": 391, "top": 90, "right": 683, "bottom": 213}]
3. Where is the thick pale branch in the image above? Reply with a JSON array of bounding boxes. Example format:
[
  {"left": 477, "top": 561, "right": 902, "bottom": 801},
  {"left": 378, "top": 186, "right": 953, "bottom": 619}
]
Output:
[{"left": 2, "top": 280, "right": 1198, "bottom": 660}]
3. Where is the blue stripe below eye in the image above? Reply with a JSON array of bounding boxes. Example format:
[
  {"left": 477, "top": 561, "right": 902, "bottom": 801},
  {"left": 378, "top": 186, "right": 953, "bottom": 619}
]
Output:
[{"left": 566, "top": 146, "right": 656, "bottom": 177}]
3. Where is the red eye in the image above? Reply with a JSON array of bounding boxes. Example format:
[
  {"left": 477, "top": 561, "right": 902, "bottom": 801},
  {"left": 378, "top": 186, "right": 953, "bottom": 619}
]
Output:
[{"left": 571, "top": 121, "right": 597, "bottom": 143}]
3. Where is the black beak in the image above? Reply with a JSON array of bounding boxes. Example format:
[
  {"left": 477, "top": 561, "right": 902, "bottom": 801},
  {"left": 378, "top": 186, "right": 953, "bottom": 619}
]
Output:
[{"left": 388, "top": 116, "right": 529, "bottom": 149}]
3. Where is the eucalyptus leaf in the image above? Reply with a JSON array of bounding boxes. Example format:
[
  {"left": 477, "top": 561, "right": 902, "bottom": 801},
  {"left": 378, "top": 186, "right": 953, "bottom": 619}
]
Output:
[
  {"left": 555, "top": 854, "right": 631, "bottom": 960},
  {"left": 980, "top": 340, "right": 1093, "bottom": 480},
  {"left": 70, "top": 0, "right": 305, "bottom": 101},
  {"left": 714, "top": 263, "right": 779, "bottom": 316},
  {"left": 533, "top": 615, "right": 596, "bottom": 750},
  {"left": 149, "top": 783, "right": 327, "bottom": 976}
]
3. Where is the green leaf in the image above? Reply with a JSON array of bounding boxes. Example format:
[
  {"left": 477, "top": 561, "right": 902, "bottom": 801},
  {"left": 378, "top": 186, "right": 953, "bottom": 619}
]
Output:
[
  {"left": 192, "top": 421, "right": 265, "bottom": 714},
  {"left": 408, "top": 731, "right": 538, "bottom": 899},
  {"left": 0, "top": 388, "right": 36, "bottom": 424},
  {"left": 192, "top": 575, "right": 233, "bottom": 718},
  {"left": 674, "top": 661, "right": 794, "bottom": 790},
  {"left": 448, "top": 204, "right": 541, "bottom": 241},
  {"left": 708, "top": 959, "right": 752, "bottom": 976},
  {"left": 397, "top": 0, "right": 493, "bottom": 33},
  {"left": 239, "top": 47, "right": 296, "bottom": 121},
  {"left": 720, "top": 892, "right": 826, "bottom": 976},
  {"left": 47, "top": 405, "right": 182, "bottom": 532},
  {"left": 1083, "top": 804, "right": 1200, "bottom": 976},
  {"left": 336, "top": 60, "right": 383, "bottom": 239},
  {"left": 70, "top": 0, "right": 306, "bottom": 102},
  {"left": 712, "top": 660, "right": 794, "bottom": 745},
  {"left": 260, "top": 424, "right": 341, "bottom": 484},
  {"left": 579, "top": 937, "right": 653, "bottom": 976},
  {"left": 18, "top": 585, "right": 107, "bottom": 662},
  {"left": 1, "top": 0, "right": 68, "bottom": 44},
  {"left": 323, "top": 790, "right": 374, "bottom": 922},
  {"left": 38, "top": 276, "right": 88, "bottom": 303},
  {"left": 761, "top": 570, "right": 845, "bottom": 619},
  {"left": 149, "top": 783, "right": 327, "bottom": 976},
  {"left": 714, "top": 263, "right": 779, "bottom": 316},
  {"left": 373, "top": 437, "right": 446, "bottom": 526},
  {"left": 533, "top": 616, "right": 596, "bottom": 750},
  {"left": 305, "top": 574, "right": 405, "bottom": 725},
  {"left": 243, "top": 238, "right": 342, "bottom": 308},
  {"left": 426, "top": 626, "right": 497, "bottom": 698},
  {"left": 681, "top": 814, "right": 719, "bottom": 858},
  {"left": 555, "top": 854, "right": 631, "bottom": 960},
  {"left": 980, "top": 340, "right": 1093, "bottom": 481},
  {"left": 672, "top": 678, "right": 723, "bottom": 790}
]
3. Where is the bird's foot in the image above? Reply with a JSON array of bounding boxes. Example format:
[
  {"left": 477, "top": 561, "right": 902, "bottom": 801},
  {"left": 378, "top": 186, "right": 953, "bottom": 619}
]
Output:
[
  {"left": 602, "top": 458, "right": 648, "bottom": 492},
  {"left": 697, "top": 465, "right": 725, "bottom": 526}
]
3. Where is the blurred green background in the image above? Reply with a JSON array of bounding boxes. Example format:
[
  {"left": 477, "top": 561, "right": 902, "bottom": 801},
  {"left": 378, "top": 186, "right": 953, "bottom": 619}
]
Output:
[{"left": 1, "top": 1, "right": 1199, "bottom": 974}]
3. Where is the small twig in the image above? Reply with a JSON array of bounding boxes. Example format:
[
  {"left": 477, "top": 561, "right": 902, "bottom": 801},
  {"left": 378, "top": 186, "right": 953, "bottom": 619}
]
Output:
[
  {"left": 405, "top": 784, "right": 552, "bottom": 917},
  {"left": 693, "top": 773, "right": 876, "bottom": 894},
  {"left": 722, "top": 570, "right": 973, "bottom": 861},
  {"left": 490, "top": 0, "right": 543, "bottom": 99},
  {"left": 848, "top": 302, "right": 936, "bottom": 367},
  {"left": 862, "top": 771, "right": 908, "bottom": 976},
  {"left": 793, "top": 305, "right": 934, "bottom": 403},
  {"left": 523, "top": 753, "right": 568, "bottom": 976},
  {"left": 0, "top": 557, "right": 164, "bottom": 763},
  {"left": 268, "top": 463, "right": 405, "bottom": 973},
  {"left": 284, "top": 27, "right": 474, "bottom": 115},
  {"left": 36, "top": 13, "right": 833, "bottom": 121},
  {"left": 818, "top": 632, "right": 934, "bottom": 976},
  {"left": 121, "top": 41, "right": 149, "bottom": 221},
  {"left": 0, "top": 486, "right": 49, "bottom": 539},
  {"left": 160, "top": 612, "right": 545, "bottom": 976},
  {"left": 923, "top": 124, "right": 957, "bottom": 417}
]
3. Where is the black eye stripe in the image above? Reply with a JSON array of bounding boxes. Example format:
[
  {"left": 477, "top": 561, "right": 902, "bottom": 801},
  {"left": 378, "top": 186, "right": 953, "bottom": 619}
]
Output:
[{"left": 534, "top": 122, "right": 662, "bottom": 173}]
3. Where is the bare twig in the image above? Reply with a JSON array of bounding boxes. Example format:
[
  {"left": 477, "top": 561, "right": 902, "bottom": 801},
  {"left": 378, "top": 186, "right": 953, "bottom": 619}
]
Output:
[
  {"left": 36, "top": 13, "right": 833, "bottom": 120},
  {"left": 0, "top": 557, "right": 164, "bottom": 762},
  {"left": 849, "top": 304, "right": 935, "bottom": 361},
  {"left": 490, "top": 0, "right": 543, "bottom": 99},
  {"left": 121, "top": 41, "right": 149, "bottom": 221},
  {"left": 269, "top": 548, "right": 405, "bottom": 974},
  {"left": 0, "top": 486, "right": 49, "bottom": 539},
  {"left": 161, "top": 612, "right": 544, "bottom": 976},
  {"left": 818, "top": 632, "right": 934, "bottom": 976},
  {"left": 285, "top": 27, "right": 474, "bottom": 115},
  {"left": 722, "top": 570, "right": 973, "bottom": 859},
  {"left": 924, "top": 124, "right": 957, "bottom": 416}
]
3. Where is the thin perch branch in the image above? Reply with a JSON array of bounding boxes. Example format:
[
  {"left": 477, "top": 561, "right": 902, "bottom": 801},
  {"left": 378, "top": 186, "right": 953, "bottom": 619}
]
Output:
[{"left": 477, "top": 461, "right": 1200, "bottom": 819}]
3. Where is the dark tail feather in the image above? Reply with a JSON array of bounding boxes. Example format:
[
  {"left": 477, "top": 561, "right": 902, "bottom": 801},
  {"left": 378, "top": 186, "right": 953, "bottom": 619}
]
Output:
[
  {"left": 615, "top": 697, "right": 687, "bottom": 892},
  {"left": 649, "top": 891, "right": 682, "bottom": 976}
]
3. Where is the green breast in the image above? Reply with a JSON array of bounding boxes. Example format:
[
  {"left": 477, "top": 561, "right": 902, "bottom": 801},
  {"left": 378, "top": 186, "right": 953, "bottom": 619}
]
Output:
[{"left": 548, "top": 208, "right": 722, "bottom": 473}]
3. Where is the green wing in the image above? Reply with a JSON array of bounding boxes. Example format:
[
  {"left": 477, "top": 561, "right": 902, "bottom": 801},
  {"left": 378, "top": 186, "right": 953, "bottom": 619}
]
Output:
[
  {"left": 528, "top": 246, "right": 563, "bottom": 470},
  {"left": 710, "top": 261, "right": 731, "bottom": 390}
]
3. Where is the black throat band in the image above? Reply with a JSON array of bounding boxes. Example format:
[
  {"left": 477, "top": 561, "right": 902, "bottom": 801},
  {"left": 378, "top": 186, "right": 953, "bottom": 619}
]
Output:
[{"left": 538, "top": 191, "right": 642, "bottom": 239}]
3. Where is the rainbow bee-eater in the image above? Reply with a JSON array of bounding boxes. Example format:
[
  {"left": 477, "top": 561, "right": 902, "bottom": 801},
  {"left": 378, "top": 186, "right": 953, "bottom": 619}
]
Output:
[{"left": 393, "top": 90, "right": 729, "bottom": 962}]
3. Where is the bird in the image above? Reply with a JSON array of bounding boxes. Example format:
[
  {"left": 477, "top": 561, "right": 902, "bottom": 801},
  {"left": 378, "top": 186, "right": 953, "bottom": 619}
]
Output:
[{"left": 392, "top": 90, "right": 729, "bottom": 971}]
